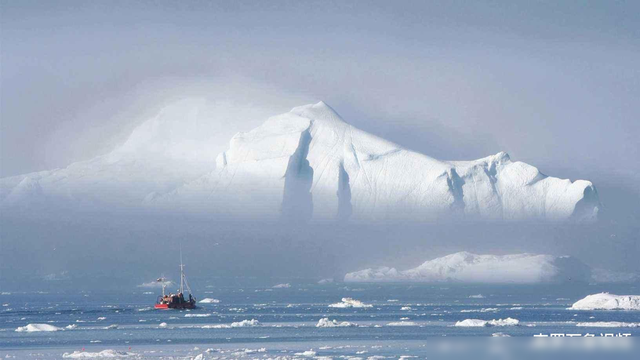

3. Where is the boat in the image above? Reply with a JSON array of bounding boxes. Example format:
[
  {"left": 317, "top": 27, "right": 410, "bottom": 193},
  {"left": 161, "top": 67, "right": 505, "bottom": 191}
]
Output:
[{"left": 154, "top": 251, "right": 196, "bottom": 310}]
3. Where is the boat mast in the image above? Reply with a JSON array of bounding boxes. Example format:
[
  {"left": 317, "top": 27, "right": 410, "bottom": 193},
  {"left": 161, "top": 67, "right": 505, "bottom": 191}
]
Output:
[{"left": 179, "top": 245, "right": 184, "bottom": 294}]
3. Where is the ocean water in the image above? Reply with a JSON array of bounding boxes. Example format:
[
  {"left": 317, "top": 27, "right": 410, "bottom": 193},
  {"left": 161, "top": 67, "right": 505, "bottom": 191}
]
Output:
[{"left": 1, "top": 282, "right": 639, "bottom": 359}]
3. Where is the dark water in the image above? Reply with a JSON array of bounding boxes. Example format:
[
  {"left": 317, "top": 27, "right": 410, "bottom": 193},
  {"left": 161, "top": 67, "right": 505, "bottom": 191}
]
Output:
[{"left": 1, "top": 282, "right": 640, "bottom": 359}]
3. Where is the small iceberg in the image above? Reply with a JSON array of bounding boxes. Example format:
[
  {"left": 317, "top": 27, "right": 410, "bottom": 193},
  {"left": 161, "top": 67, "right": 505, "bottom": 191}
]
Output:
[
  {"left": 328, "top": 297, "right": 372, "bottom": 308},
  {"left": 199, "top": 298, "right": 220, "bottom": 304},
  {"left": 455, "top": 318, "right": 520, "bottom": 327},
  {"left": 62, "top": 349, "right": 135, "bottom": 358},
  {"left": 272, "top": 283, "right": 291, "bottom": 289},
  {"left": 316, "top": 318, "right": 356, "bottom": 327},
  {"left": 15, "top": 323, "right": 61, "bottom": 332}
]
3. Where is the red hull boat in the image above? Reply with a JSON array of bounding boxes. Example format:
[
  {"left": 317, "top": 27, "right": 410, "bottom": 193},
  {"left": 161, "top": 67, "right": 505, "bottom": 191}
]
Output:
[{"left": 154, "top": 251, "right": 197, "bottom": 310}]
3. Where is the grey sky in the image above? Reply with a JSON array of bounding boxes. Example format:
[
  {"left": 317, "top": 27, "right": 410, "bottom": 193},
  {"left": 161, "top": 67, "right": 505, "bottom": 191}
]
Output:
[{"left": 1, "top": 1, "right": 639, "bottom": 191}]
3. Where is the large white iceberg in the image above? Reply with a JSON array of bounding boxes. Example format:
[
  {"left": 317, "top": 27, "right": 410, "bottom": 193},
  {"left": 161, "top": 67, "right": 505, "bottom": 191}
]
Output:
[
  {"left": 0, "top": 101, "right": 599, "bottom": 223},
  {"left": 570, "top": 293, "right": 640, "bottom": 310},
  {"left": 344, "top": 252, "right": 592, "bottom": 284}
]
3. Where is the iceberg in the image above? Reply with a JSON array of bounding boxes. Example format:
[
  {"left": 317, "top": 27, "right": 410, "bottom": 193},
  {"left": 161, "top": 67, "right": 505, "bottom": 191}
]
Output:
[
  {"left": 62, "top": 349, "right": 135, "bottom": 358},
  {"left": 316, "top": 318, "right": 357, "bottom": 327},
  {"left": 570, "top": 293, "right": 640, "bottom": 310},
  {"left": 1, "top": 101, "right": 599, "bottom": 223},
  {"left": 344, "top": 252, "right": 592, "bottom": 284},
  {"left": 15, "top": 323, "right": 61, "bottom": 332},
  {"left": 328, "top": 297, "right": 373, "bottom": 308},
  {"left": 455, "top": 318, "right": 520, "bottom": 327},
  {"left": 199, "top": 298, "right": 220, "bottom": 304}
]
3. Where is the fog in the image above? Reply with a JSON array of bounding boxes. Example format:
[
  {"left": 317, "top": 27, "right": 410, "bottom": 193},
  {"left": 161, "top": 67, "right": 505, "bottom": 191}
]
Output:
[{"left": 1, "top": 1, "right": 638, "bottom": 290}]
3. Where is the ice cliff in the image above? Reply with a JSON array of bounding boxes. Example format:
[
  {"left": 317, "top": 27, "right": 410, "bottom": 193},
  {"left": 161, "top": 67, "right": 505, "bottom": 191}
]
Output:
[{"left": 0, "top": 101, "right": 599, "bottom": 222}]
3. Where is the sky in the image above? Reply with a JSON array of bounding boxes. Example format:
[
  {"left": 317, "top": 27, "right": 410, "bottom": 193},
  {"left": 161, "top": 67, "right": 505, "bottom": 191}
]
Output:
[{"left": 1, "top": 1, "right": 639, "bottom": 287}]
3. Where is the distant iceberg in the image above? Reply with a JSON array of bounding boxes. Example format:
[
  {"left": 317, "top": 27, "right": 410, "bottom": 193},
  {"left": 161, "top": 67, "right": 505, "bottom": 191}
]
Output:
[
  {"left": 570, "top": 293, "right": 640, "bottom": 310},
  {"left": 199, "top": 298, "right": 220, "bottom": 304},
  {"left": 62, "top": 349, "right": 135, "bottom": 358},
  {"left": 455, "top": 318, "right": 520, "bottom": 327},
  {"left": 15, "top": 323, "right": 61, "bottom": 332},
  {"left": 328, "top": 297, "right": 373, "bottom": 308},
  {"left": 344, "top": 252, "right": 592, "bottom": 284},
  {"left": 316, "top": 318, "right": 356, "bottom": 327}
]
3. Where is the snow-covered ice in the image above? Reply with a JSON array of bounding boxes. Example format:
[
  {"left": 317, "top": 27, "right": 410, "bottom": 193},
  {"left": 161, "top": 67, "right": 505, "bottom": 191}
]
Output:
[
  {"left": 570, "top": 293, "right": 640, "bottom": 310},
  {"left": 0, "top": 101, "right": 599, "bottom": 223},
  {"left": 328, "top": 298, "right": 373, "bottom": 308},
  {"left": 345, "top": 252, "right": 591, "bottom": 284},
  {"left": 15, "top": 323, "right": 61, "bottom": 332}
]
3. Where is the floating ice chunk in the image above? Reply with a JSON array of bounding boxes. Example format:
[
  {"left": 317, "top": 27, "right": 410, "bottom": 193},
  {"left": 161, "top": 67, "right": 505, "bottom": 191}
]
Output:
[
  {"left": 455, "top": 319, "right": 489, "bottom": 327},
  {"left": 62, "top": 349, "right": 135, "bottom": 358},
  {"left": 202, "top": 319, "right": 260, "bottom": 329},
  {"left": 103, "top": 324, "right": 118, "bottom": 330},
  {"left": 570, "top": 293, "right": 640, "bottom": 310},
  {"left": 455, "top": 318, "right": 519, "bottom": 327},
  {"left": 184, "top": 313, "right": 212, "bottom": 317},
  {"left": 158, "top": 322, "right": 167, "bottom": 328},
  {"left": 318, "top": 278, "right": 333, "bottom": 284},
  {"left": 576, "top": 322, "right": 640, "bottom": 327},
  {"left": 328, "top": 297, "right": 373, "bottom": 308},
  {"left": 387, "top": 321, "right": 418, "bottom": 326},
  {"left": 492, "top": 332, "right": 511, "bottom": 337},
  {"left": 15, "top": 323, "right": 61, "bottom": 332},
  {"left": 316, "top": 318, "right": 356, "bottom": 327},
  {"left": 469, "top": 294, "right": 485, "bottom": 299},
  {"left": 272, "top": 283, "right": 291, "bottom": 289},
  {"left": 65, "top": 324, "right": 77, "bottom": 330},
  {"left": 199, "top": 298, "right": 220, "bottom": 304},
  {"left": 294, "top": 350, "right": 316, "bottom": 357}
]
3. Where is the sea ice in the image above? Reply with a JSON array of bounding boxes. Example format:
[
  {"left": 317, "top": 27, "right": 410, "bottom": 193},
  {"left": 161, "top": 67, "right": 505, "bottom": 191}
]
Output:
[
  {"left": 328, "top": 298, "right": 373, "bottom": 308},
  {"left": 576, "top": 322, "right": 640, "bottom": 327},
  {"left": 272, "top": 283, "right": 291, "bottom": 288},
  {"left": 199, "top": 298, "right": 220, "bottom": 304},
  {"left": 455, "top": 318, "right": 519, "bottom": 327},
  {"left": 316, "top": 318, "right": 356, "bottom": 327},
  {"left": 15, "top": 323, "right": 61, "bottom": 332},
  {"left": 62, "top": 349, "right": 135, "bottom": 358}
]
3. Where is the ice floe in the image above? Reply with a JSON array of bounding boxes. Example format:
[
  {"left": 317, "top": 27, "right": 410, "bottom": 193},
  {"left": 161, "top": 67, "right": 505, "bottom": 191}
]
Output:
[
  {"left": 455, "top": 318, "right": 520, "bottom": 327},
  {"left": 15, "top": 323, "right": 61, "bottom": 332},
  {"left": 199, "top": 298, "right": 220, "bottom": 304},
  {"left": 316, "top": 318, "right": 356, "bottom": 327},
  {"left": 328, "top": 298, "right": 373, "bottom": 308},
  {"left": 576, "top": 321, "right": 640, "bottom": 327},
  {"left": 62, "top": 349, "right": 135, "bottom": 358}
]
